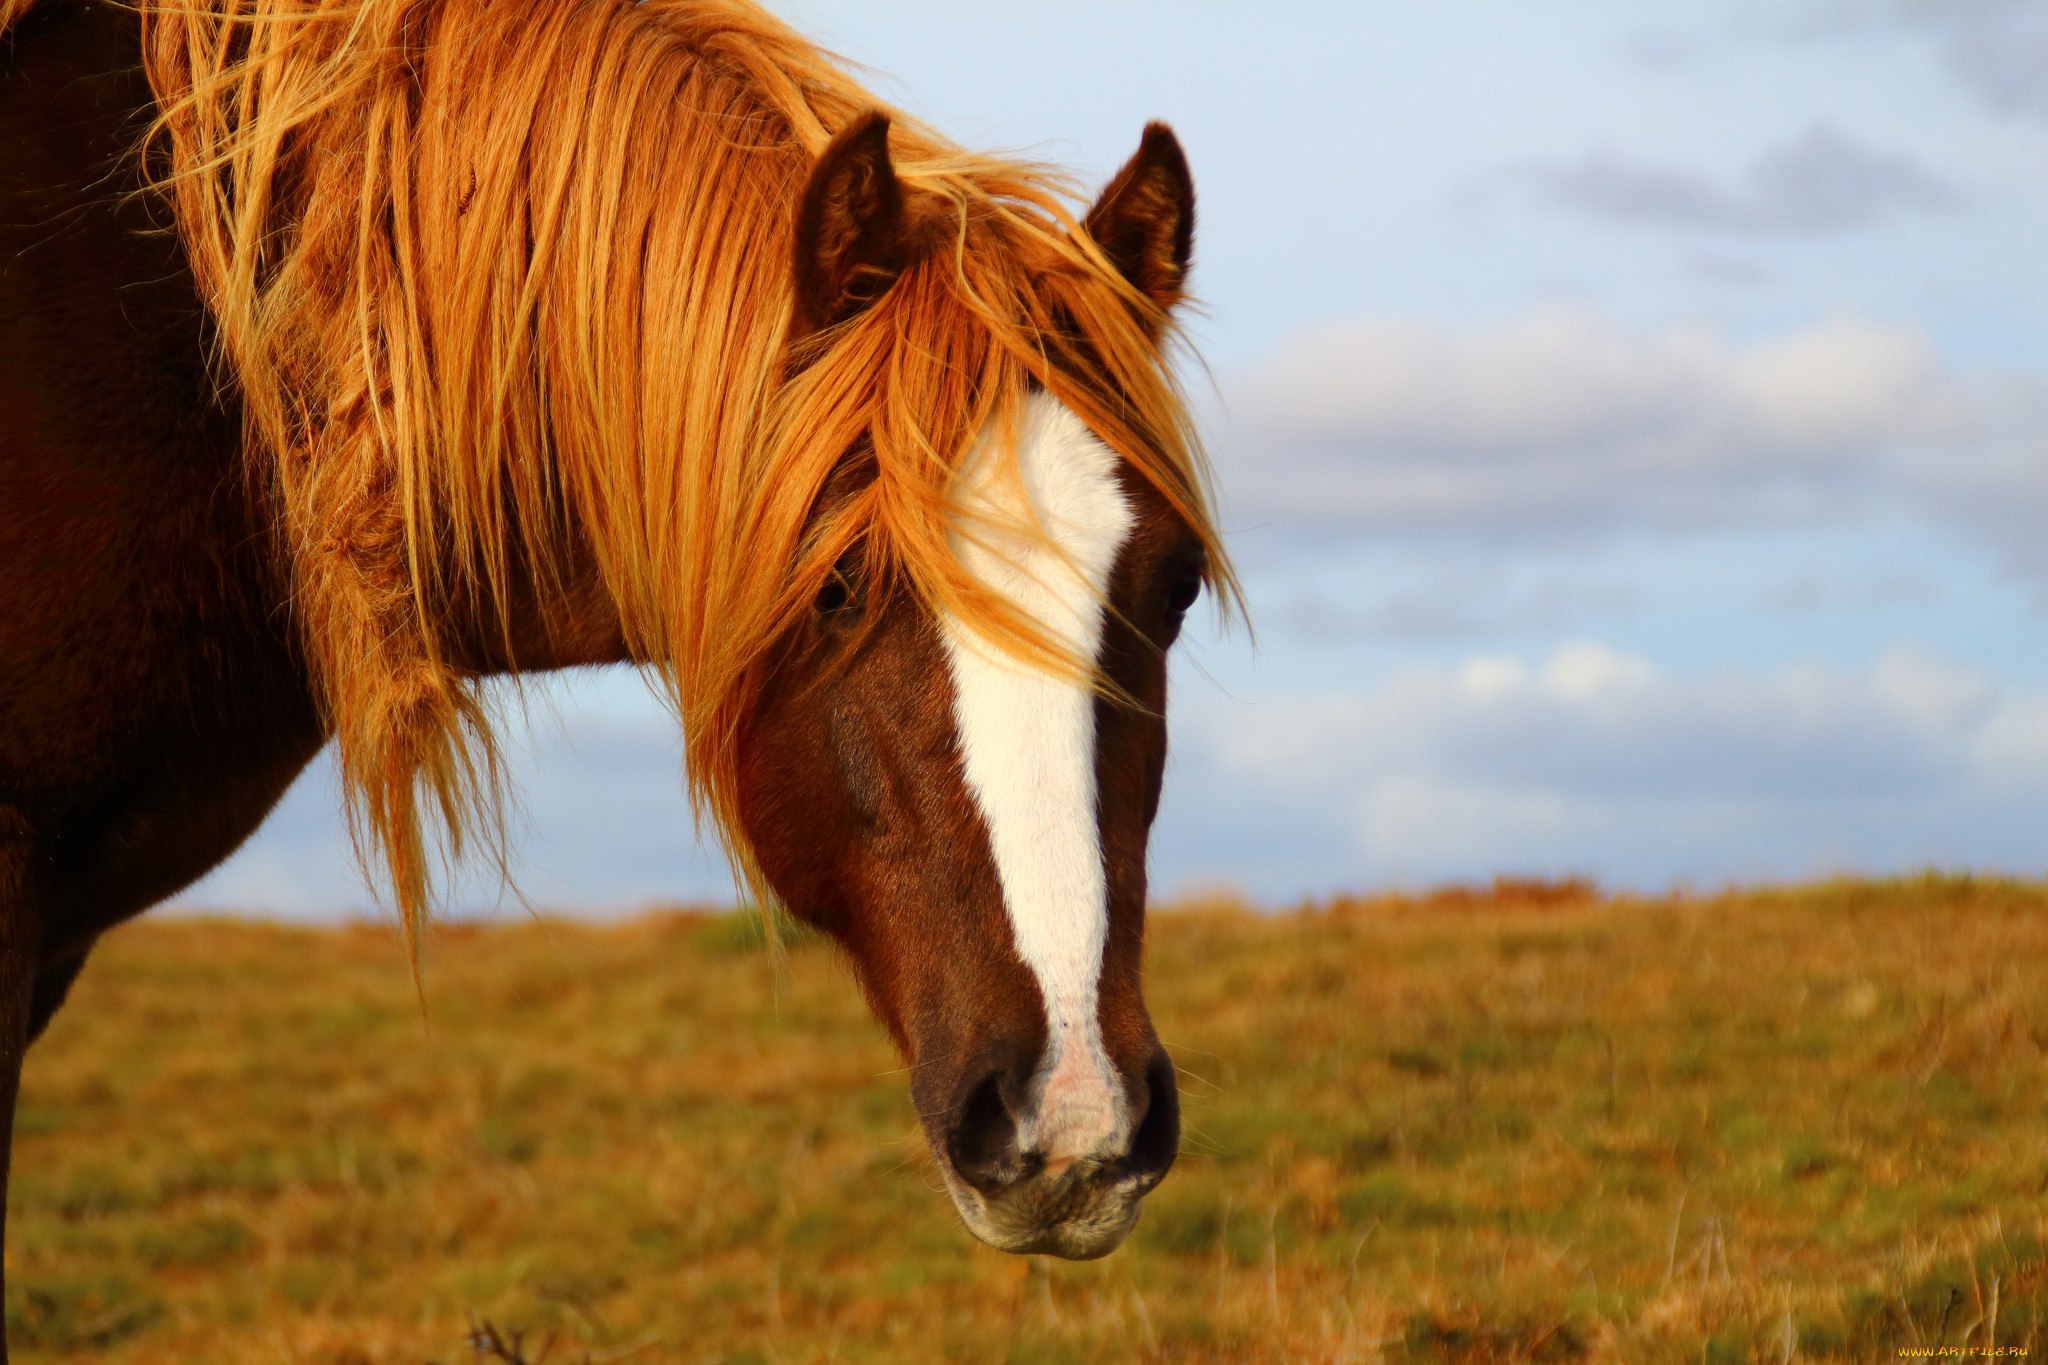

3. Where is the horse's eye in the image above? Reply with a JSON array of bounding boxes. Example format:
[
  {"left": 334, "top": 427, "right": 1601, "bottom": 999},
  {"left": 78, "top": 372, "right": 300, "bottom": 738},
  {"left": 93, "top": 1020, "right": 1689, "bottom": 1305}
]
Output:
[
  {"left": 1163, "top": 563, "right": 1203, "bottom": 626},
  {"left": 815, "top": 569, "right": 856, "bottom": 617}
]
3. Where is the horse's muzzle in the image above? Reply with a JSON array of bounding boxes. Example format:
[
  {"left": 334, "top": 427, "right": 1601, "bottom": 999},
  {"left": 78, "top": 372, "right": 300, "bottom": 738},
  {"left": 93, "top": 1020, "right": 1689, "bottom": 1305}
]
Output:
[{"left": 934, "top": 1048, "right": 1180, "bottom": 1259}]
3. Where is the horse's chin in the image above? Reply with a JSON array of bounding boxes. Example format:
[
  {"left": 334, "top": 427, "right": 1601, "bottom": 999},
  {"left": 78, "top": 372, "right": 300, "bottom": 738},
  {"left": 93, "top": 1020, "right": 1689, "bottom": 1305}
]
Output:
[{"left": 939, "top": 1167, "right": 1146, "bottom": 1261}]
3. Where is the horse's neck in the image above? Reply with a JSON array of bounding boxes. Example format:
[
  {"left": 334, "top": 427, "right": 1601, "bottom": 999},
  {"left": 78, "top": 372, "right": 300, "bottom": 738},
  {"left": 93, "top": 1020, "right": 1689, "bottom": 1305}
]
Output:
[{"left": 436, "top": 536, "right": 636, "bottom": 676}]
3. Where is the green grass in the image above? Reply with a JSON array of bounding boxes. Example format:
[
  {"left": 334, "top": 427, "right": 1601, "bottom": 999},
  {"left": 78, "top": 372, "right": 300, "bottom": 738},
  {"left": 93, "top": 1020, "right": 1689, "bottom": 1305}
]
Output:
[{"left": 6, "top": 872, "right": 2046, "bottom": 1361}]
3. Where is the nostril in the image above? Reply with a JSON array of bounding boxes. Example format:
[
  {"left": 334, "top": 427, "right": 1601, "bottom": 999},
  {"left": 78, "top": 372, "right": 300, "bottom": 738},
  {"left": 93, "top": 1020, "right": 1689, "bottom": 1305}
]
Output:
[
  {"left": 1121, "top": 1049, "right": 1181, "bottom": 1191},
  {"left": 944, "top": 1066, "right": 1026, "bottom": 1195}
]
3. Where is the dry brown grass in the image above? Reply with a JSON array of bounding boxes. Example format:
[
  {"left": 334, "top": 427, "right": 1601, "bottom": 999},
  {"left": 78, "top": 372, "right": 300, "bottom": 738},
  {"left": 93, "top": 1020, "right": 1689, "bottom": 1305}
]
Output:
[{"left": 8, "top": 873, "right": 2046, "bottom": 1362}]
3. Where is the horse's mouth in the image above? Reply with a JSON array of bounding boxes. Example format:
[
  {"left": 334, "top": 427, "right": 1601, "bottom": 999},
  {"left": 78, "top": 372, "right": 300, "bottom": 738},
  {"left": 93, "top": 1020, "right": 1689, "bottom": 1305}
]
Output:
[{"left": 938, "top": 1161, "right": 1153, "bottom": 1260}]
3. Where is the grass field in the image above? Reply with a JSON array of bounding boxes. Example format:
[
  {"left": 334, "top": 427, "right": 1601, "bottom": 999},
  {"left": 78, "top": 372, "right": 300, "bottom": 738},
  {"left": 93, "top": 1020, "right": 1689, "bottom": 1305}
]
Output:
[{"left": 6, "top": 874, "right": 2045, "bottom": 1362}]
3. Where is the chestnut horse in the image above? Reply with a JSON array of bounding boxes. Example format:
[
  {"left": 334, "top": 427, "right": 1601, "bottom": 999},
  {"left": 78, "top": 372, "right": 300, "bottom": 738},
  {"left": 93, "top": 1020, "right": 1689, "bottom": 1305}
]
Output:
[{"left": 0, "top": 0, "right": 1232, "bottom": 1338}]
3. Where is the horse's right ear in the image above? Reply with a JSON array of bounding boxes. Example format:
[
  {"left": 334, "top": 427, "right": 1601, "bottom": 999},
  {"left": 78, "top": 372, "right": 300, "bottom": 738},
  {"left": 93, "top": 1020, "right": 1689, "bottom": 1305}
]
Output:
[{"left": 792, "top": 111, "right": 908, "bottom": 335}]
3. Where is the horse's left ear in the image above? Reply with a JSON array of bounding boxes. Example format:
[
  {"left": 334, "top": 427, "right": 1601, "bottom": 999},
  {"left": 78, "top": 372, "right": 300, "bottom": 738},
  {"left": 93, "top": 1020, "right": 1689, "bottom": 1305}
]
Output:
[
  {"left": 1084, "top": 122, "right": 1195, "bottom": 320},
  {"left": 793, "top": 110, "right": 910, "bottom": 334}
]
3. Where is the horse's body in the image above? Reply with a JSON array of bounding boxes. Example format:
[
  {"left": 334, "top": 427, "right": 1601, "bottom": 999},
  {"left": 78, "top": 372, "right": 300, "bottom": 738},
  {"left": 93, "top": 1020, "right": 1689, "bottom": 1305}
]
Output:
[
  {"left": 0, "top": 0, "right": 1230, "bottom": 1349},
  {"left": 0, "top": 0, "right": 326, "bottom": 1091}
]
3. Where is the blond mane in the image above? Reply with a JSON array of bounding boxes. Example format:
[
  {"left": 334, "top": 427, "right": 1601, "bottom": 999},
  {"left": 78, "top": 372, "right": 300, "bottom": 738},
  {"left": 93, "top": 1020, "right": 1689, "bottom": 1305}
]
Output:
[{"left": 129, "top": 0, "right": 1235, "bottom": 946}]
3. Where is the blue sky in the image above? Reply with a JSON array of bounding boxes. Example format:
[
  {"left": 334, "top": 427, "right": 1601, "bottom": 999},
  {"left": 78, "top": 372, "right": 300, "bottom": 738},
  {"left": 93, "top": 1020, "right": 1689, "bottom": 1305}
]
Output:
[{"left": 176, "top": 0, "right": 2047, "bottom": 916}]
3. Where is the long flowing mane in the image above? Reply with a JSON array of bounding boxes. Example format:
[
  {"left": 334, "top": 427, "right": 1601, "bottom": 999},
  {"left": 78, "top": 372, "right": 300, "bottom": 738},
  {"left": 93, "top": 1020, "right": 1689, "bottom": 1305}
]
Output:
[{"left": 27, "top": 0, "right": 1235, "bottom": 944}]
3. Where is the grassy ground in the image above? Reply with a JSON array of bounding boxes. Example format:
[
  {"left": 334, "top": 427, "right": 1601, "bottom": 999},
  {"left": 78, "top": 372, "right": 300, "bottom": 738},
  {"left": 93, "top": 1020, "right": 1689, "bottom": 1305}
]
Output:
[{"left": 5, "top": 874, "right": 2045, "bottom": 1362}]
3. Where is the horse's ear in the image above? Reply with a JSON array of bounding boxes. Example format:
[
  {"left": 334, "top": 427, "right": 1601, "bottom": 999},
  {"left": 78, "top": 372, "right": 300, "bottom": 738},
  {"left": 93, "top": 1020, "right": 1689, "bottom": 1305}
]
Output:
[
  {"left": 1084, "top": 122, "right": 1195, "bottom": 321},
  {"left": 793, "top": 111, "right": 909, "bottom": 334}
]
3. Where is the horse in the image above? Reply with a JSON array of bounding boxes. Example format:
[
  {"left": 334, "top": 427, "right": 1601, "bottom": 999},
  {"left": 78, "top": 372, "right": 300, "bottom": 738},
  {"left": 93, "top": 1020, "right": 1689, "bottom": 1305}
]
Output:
[{"left": 0, "top": 0, "right": 1235, "bottom": 1341}]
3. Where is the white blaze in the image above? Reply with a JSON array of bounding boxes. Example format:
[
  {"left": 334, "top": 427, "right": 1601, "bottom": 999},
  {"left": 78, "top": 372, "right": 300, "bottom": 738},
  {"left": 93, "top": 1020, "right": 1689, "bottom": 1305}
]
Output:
[{"left": 941, "top": 391, "right": 1134, "bottom": 1165}]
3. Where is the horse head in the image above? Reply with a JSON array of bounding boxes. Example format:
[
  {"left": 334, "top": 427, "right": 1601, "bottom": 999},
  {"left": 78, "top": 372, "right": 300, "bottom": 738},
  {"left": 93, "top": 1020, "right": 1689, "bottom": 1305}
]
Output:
[{"left": 736, "top": 118, "right": 1208, "bottom": 1259}]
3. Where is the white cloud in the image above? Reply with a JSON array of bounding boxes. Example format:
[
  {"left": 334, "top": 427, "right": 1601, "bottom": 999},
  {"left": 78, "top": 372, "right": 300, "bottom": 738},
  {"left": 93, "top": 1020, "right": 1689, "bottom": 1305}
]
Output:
[
  {"left": 1173, "top": 642, "right": 2048, "bottom": 892},
  {"left": 1526, "top": 125, "right": 1958, "bottom": 234},
  {"left": 1219, "top": 309, "right": 2047, "bottom": 587},
  {"left": 1892, "top": 376, "right": 2048, "bottom": 585},
  {"left": 1789, "top": 0, "right": 2048, "bottom": 121},
  {"left": 1233, "top": 310, "right": 1940, "bottom": 467}
]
